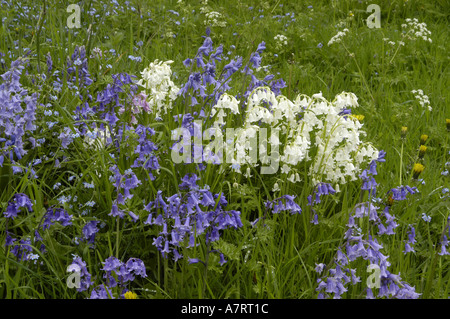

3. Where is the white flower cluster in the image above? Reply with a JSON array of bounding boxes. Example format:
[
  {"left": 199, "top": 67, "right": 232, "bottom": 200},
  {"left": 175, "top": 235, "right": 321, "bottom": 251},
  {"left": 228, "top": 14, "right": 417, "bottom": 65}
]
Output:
[
  {"left": 401, "top": 18, "right": 432, "bottom": 43},
  {"left": 327, "top": 28, "right": 349, "bottom": 46},
  {"left": 219, "top": 87, "right": 379, "bottom": 188},
  {"left": 274, "top": 34, "right": 288, "bottom": 49},
  {"left": 411, "top": 89, "right": 432, "bottom": 111},
  {"left": 137, "top": 60, "right": 179, "bottom": 118},
  {"left": 204, "top": 11, "right": 227, "bottom": 28}
]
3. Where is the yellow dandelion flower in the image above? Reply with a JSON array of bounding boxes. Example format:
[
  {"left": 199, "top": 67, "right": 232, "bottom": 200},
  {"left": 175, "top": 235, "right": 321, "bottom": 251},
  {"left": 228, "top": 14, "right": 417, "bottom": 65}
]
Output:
[
  {"left": 446, "top": 119, "right": 450, "bottom": 131},
  {"left": 420, "top": 134, "right": 428, "bottom": 145},
  {"left": 418, "top": 145, "right": 427, "bottom": 158},
  {"left": 412, "top": 163, "right": 424, "bottom": 179},
  {"left": 124, "top": 291, "right": 138, "bottom": 299}
]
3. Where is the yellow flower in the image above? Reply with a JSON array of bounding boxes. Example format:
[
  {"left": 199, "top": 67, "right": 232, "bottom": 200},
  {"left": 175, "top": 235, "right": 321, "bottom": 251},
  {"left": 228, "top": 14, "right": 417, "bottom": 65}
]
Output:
[
  {"left": 124, "top": 291, "right": 138, "bottom": 299},
  {"left": 401, "top": 126, "right": 408, "bottom": 138},
  {"left": 446, "top": 119, "right": 450, "bottom": 131},
  {"left": 418, "top": 145, "right": 427, "bottom": 158},
  {"left": 350, "top": 114, "right": 365, "bottom": 122},
  {"left": 420, "top": 134, "right": 428, "bottom": 145},
  {"left": 412, "top": 163, "right": 424, "bottom": 179}
]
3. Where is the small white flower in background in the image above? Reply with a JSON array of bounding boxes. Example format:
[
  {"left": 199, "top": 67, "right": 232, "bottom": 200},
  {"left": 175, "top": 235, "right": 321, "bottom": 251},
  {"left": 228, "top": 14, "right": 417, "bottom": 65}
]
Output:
[
  {"left": 274, "top": 34, "right": 288, "bottom": 49},
  {"left": 137, "top": 60, "right": 179, "bottom": 118},
  {"left": 411, "top": 89, "right": 432, "bottom": 111},
  {"left": 327, "top": 28, "right": 349, "bottom": 46},
  {"left": 204, "top": 11, "right": 226, "bottom": 27},
  {"left": 402, "top": 18, "right": 432, "bottom": 43}
]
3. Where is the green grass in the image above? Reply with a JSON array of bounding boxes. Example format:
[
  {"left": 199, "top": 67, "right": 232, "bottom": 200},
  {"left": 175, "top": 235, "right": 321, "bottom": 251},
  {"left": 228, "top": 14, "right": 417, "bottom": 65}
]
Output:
[{"left": 0, "top": 0, "right": 449, "bottom": 299}]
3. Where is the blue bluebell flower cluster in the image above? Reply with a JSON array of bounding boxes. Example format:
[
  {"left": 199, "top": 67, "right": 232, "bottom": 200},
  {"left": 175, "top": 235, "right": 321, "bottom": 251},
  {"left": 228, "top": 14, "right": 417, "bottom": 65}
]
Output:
[
  {"left": 307, "top": 182, "right": 336, "bottom": 224},
  {"left": 0, "top": 57, "right": 38, "bottom": 174},
  {"left": 88, "top": 256, "right": 147, "bottom": 299},
  {"left": 109, "top": 165, "right": 141, "bottom": 222},
  {"left": 315, "top": 151, "right": 421, "bottom": 299},
  {"left": 4, "top": 192, "right": 74, "bottom": 262},
  {"left": 179, "top": 28, "right": 285, "bottom": 114},
  {"left": 144, "top": 173, "right": 242, "bottom": 262}
]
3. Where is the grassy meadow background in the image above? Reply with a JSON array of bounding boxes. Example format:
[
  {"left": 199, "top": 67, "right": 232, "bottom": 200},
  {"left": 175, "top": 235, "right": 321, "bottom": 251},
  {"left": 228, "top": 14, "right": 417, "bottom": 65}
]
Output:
[{"left": 0, "top": 0, "right": 449, "bottom": 299}]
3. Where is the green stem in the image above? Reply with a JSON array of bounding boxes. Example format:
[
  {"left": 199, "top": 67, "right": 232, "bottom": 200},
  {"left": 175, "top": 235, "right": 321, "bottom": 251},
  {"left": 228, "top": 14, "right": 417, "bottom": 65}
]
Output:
[
  {"left": 202, "top": 241, "right": 211, "bottom": 299},
  {"left": 115, "top": 217, "right": 120, "bottom": 258},
  {"left": 399, "top": 142, "right": 404, "bottom": 185}
]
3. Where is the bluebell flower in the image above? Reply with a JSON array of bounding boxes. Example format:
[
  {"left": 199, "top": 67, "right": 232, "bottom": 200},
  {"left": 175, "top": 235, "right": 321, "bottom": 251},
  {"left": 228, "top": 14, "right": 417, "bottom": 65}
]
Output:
[
  {"left": 82, "top": 220, "right": 100, "bottom": 244},
  {"left": 90, "top": 285, "right": 114, "bottom": 299},
  {"left": 83, "top": 182, "right": 95, "bottom": 189},
  {"left": 438, "top": 236, "right": 450, "bottom": 256},
  {"left": 421, "top": 213, "right": 431, "bottom": 222}
]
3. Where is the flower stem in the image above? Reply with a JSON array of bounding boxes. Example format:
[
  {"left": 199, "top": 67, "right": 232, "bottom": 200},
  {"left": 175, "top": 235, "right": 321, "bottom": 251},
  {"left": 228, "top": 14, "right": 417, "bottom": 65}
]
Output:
[
  {"left": 202, "top": 241, "right": 211, "bottom": 298},
  {"left": 399, "top": 142, "right": 404, "bottom": 186}
]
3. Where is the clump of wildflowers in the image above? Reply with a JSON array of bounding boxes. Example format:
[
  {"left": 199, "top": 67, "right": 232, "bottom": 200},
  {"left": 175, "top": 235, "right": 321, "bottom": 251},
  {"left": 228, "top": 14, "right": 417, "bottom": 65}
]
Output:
[
  {"left": 401, "top": 18, "right": 432, "bottom": 43},
  {"left": 274, "top": 34, "right": 288, "bottom": 50},
  {"left": 109, "top": 165, "right": 142, "bottom": 222},
  {"left": 0, "top": 57, "right": 38, "bottom": 173},
  {"left": 204, "top": 11, "right": 227, "bottom": 28},
  {"left": 3, "top": 193, "right": 33, "bottom": 220},
  {"left": 144, "top": 173, "right": 243, "bottom": 263},
  {"left": 327, "top": 28, "right": 349, "bottom": 46},
  {"left": 136, "top": 60, "right": 179, "bottom": 119},
  {"left": 88, "top": 256, "right": 147, "bottom": 299},
  {"left": 224, "top": 88, "right": 379, "bottom": 188},
  {"left": 411, "top": 89, "right": 432, "bottom": 112},
  {"left": 316, "top": 152, "right": 420, "bottom": 299}
]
